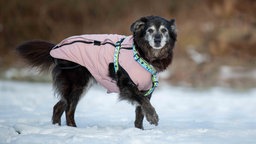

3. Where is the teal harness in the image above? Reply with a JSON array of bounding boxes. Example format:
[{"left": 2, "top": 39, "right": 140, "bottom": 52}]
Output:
[{"left": 113, "top": 38, "right": 158, "bottom": 96}]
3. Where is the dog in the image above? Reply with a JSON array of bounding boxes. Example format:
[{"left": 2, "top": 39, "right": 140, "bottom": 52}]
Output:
[{"left": 16, "top": 16, "right": 177, "bottom": 129}]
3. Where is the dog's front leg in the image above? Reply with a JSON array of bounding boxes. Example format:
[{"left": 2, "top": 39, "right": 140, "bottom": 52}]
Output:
[
  {"left": 139, "top": 95, "right": 159, "bottom": 127},
  {"left": 111, "top": 64, "right": 159, "bottom": 128},
  {"left": 134, "top": 106, "right": 144, "bottom": 129},
  {"left": 127, "top": 88, "right": 159, "bottom": 128}
]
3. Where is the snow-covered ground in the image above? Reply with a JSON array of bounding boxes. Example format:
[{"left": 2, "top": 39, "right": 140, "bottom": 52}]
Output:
[{"left": 0, "top": 80, "right": 256, "bottom": 144}]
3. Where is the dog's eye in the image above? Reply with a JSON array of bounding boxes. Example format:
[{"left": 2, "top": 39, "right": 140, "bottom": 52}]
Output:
[
  {"left": 147, "top": 28, "right": 154, "bottom": 34},
  {"left": 161, "top": 28, "right": 167, "bottom": 33}
]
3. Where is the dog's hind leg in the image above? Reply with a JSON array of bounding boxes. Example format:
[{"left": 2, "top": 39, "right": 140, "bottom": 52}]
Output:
[
  {"left": 64, "top": 85, "right": 86, "bottom": 127},
  {"left": 52, "top": 100, "right": 67, "bottom": 125},
  {"left": 64, "top": 67, "right": 93, "bottom": 127},
  {"left": 52, "top": 66, "right": 68, "bottom": 126},
  {"left": 52, "top": 62, "right": 93, "bottom": 127}
]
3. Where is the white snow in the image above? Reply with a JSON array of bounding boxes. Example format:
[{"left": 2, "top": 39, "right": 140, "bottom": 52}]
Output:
[{"left": 1, "top": 80, "right": 256, "bottom": 144}]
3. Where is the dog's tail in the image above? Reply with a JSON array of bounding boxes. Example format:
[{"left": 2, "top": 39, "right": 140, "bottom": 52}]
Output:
[{"left": 16, "top": 40, "right": 55, "bottom": 72}]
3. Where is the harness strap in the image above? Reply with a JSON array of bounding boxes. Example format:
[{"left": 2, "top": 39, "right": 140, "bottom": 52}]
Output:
[
  {"left": 114, "top": 38, "right": 159, "bottom": 96},
  {"left": 113, "top": 38, "right": 125, "bottom": 73},
  {"left": 132, "top": 45, "right": 159, "bottom": 96}
]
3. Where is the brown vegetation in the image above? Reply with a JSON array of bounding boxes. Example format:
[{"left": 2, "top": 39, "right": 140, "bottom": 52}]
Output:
[{"left": 1, "top": 0, "right": 256, "bottom": 88}]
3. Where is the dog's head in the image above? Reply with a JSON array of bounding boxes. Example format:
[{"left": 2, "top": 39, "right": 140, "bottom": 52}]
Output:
[{"left": 131, "top": 16, "right": 177, "bottom": 62}]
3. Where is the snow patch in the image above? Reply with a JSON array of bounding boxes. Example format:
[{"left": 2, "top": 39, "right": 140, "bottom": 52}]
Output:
[{"left": 1, "top": 81, "right": 256, "bottom": 144}]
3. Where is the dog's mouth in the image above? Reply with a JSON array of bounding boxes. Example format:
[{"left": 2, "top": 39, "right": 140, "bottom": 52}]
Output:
[
  {"left": 144, "top": 45, "right": 170, "bottom": 62},
  {"left": 152, "top": 44, "right": 163, "bottom": 50}
]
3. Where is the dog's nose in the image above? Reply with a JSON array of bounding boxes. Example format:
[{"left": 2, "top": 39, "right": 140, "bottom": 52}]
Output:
[{"left": 154, "top": 34, "right": 161, "bottom": 44}]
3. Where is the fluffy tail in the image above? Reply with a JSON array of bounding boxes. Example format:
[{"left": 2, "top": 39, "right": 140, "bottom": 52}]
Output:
[{"left": 16, "top": 40, "right": 55, "bottom": 72}]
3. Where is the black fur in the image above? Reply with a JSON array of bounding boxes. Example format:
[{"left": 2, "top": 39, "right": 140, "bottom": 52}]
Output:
[
  {"left": 16, "top": 16, "right": 177, "bottom": 129},
  {"left": 16, "top": 40, "right": 55, "bottom": 71}
]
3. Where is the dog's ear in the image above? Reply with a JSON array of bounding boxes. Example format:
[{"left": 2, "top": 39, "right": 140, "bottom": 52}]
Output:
[
  {"left": 169, "top": 19, "right": 176, "bottom": 31},
  {"left": 170, "top": 19, "right": 175, "bottom": 25},
  {"left": 130, "top": 17, "right": 148, "bottom": 33},
  {"left": 169, "top": 18, "right": 176, "bottom": 32}
]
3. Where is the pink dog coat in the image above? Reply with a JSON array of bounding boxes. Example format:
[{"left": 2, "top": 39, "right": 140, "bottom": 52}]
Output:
[{"left": 50, "top": 34, "right": 152, "bottom": 93}]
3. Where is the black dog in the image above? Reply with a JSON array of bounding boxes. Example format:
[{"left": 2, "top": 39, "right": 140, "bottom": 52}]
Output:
[{"left": 16, "top": 16, "right": 177, "bottom": 129}]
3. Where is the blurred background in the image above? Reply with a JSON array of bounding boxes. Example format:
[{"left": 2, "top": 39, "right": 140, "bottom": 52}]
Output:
[{"left": 0, "top": 0, "right": 256, "bottom": 89}]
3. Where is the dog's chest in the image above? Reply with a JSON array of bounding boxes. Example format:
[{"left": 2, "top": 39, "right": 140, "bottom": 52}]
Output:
[{"left": 50, "top": 34, "right": 152, "bottom": 93}]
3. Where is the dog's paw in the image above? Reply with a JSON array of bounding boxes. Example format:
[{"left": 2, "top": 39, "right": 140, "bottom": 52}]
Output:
[
  {"left": 142, "top": 103, "right": 159, "bottom": 126},
  {"left": 145, "top": 109, "right": 159, "bottom": 126}
]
